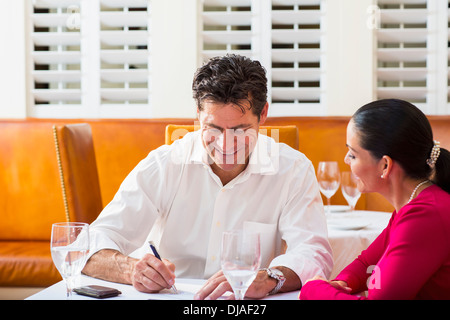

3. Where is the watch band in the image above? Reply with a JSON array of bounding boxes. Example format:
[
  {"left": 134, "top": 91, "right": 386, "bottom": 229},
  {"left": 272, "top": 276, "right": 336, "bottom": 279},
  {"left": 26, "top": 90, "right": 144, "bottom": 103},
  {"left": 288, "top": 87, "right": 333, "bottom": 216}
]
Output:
[{"left": 260, "top": 268, "right": 286, "bottom": 295}]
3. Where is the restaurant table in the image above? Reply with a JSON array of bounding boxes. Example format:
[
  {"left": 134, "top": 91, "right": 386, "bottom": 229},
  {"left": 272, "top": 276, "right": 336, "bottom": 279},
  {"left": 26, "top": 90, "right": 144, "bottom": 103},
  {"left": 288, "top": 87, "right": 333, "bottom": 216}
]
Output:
[
  {"left": 26, "top": 208, "right": 391, "bottom": 300},
  {"left": 26, "top": 275, "right": 298, "bottom": 300},
  {"left": 326, "top": 207, "right": 391, "bottom": 279}
]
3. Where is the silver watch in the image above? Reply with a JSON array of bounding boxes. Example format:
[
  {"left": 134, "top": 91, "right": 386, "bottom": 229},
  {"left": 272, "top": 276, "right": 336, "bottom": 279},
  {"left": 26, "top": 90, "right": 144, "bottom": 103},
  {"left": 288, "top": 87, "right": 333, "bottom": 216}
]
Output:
[{"left": 261, "top": 268, "right": 286, "bottom": 295}]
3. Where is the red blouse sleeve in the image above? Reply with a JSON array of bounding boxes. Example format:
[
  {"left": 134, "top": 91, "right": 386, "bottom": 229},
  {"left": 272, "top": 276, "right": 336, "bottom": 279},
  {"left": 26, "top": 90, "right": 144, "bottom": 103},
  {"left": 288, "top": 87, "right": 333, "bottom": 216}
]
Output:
[
  {"left": 334, "top": 215, "right": 393, "bottom": 294},
  {"left": 300, "top": 202, "right": 448, "bottom": 300}
]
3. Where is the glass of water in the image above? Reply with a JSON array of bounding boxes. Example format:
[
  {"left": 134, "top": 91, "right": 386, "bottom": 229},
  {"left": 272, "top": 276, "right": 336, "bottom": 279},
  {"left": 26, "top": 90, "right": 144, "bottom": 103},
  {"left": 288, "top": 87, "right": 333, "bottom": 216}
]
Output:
[
  {"left": 341, "top": 171, "right": 361, "bottom": 210},
  {"left": 221, "top": 230, "right": 261, "bottom": 300},
  {"left": 317, "top": 161, "right": 341, "bottom": 216},
  {"left": 51, "top": 222, "right": 89, "bottom": 299}
]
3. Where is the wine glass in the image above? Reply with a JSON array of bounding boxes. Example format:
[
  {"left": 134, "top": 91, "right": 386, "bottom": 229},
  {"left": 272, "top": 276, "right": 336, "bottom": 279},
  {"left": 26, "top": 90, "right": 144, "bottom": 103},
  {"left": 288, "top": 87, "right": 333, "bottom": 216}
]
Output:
[
  {"left": 341, "top": 171, "right": 361, "bottom": 211},
  {"left": 51, "top": 222, "right": 89, "bottom": 299},
  {"left": 221, "top": 230, "right": 261, "bottom": 300},
  {"left": 317, "top": 161, "right": 341, "bottom": 216}
]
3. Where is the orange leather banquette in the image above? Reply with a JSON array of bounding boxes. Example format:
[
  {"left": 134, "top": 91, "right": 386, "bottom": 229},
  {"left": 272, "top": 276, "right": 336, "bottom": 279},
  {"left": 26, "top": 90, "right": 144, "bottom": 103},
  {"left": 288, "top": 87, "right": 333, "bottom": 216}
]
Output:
[{"left": 1, "top": 116, "right": 449, "bottom": 287}]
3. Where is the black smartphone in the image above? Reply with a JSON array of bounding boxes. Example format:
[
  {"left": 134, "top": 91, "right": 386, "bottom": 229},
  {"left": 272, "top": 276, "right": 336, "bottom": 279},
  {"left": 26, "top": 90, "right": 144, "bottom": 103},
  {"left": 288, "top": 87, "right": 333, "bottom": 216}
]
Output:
[{"left": 73, "top": 285, "right": 122, "bottom": 299}]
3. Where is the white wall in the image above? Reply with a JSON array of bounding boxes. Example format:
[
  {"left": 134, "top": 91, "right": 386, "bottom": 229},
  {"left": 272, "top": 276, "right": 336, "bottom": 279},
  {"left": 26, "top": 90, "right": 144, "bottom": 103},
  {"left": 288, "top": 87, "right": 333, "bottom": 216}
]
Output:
[
  {"left": 324, "top": 0, "right": 375, "bottom": 116},
  {"left": 0, "top": 1, "right": 27, "bottom": 118},
  {"left": 150, "top": 0, "right": 200, "bottom": 118}
]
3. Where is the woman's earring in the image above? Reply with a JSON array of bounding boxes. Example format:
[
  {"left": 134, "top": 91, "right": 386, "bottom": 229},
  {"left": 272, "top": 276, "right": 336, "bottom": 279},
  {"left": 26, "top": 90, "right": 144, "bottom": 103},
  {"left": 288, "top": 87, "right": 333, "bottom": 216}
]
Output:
[{"left": 380, "top": 174, "right": 384, "bottom": 179}]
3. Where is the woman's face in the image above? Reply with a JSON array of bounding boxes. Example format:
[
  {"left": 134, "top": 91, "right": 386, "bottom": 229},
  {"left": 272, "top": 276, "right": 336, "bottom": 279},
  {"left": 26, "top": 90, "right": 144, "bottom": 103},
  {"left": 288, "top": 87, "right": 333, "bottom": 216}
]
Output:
[{"left": 344, "top": 120, "right": 384, "bottom": 193}]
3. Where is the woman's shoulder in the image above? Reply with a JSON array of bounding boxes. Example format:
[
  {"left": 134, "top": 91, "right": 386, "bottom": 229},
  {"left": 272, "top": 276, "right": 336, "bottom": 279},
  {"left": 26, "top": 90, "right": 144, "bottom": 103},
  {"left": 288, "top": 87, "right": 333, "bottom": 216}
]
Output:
[{"left": 397, "top": 185, "right": 450, "bottom": 242}]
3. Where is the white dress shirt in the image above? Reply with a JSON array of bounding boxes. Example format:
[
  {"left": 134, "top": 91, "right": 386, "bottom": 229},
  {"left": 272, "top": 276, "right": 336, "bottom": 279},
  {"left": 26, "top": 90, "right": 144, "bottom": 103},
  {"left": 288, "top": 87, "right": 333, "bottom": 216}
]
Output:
[{"left": 89, "top": 131, "right": 333, "bottom": 284}]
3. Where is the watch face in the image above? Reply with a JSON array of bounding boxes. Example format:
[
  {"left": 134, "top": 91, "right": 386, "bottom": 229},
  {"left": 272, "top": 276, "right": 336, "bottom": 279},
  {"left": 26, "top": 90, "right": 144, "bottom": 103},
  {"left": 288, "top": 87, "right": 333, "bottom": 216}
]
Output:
[
  {"left": 272, "top": 269, "right": 282, "bottom": 276},
  {"left": 270, "top": 268, "right": 285, "bottom": 279}
]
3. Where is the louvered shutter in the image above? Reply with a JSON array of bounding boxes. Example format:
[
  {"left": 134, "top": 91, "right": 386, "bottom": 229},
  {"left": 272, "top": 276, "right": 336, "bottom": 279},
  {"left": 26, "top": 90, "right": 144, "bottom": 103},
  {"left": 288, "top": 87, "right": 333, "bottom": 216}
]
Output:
[
  {"left": 376, "top": 0, "right": 449, "bottom": 114},
  {"left": 100, "top": 0, "right": 150, "bottom": 106},
  {"left": 201, "top": 0, "right": 325, "bottom": 116},
  {"left": 31, "top": 0, "right": 82, "bottom": 110},
  {"left": 29, "top": 0, "right": 150, "bottom": 118},
  {"left": 271, "top": 0, "right": 323, "bottom": 115},
  {"left": 202, "top": 0, "right": 253, "bottom": 60}
]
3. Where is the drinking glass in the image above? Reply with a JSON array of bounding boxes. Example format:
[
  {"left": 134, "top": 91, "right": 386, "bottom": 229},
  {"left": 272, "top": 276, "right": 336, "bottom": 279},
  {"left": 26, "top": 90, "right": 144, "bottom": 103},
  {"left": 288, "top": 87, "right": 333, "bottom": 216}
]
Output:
[
  {"left": 341, "top": 171, "right": 361, "bottom": 210},
  {"left": 51, "top": 222, "right": 90, "bottom": 299},
  {"left": 221, "top": 230, "right": 261, "bottom": 300},
  {"left": 317, "top": 161, "right": 341, "bottom": 215}
]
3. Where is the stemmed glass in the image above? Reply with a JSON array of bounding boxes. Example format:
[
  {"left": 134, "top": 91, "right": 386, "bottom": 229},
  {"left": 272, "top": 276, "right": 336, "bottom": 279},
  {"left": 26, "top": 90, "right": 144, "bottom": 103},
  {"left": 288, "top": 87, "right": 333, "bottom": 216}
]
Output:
[
  {"left": 51, "top": 222, "right": 90, "bottom": 299},
  {"left": 341, "top": 171, "right": 361, "bottom": 211},
  {"left": 221, "top": 230, "right": 261, "bottom": 300},
  {"left": 317, "top": 161, "right": 341, "bottom": 216}
]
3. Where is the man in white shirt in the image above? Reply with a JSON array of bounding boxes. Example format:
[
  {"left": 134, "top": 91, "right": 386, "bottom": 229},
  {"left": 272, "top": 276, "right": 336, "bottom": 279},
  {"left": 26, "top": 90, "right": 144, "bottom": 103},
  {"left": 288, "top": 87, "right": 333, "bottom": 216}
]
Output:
[{"left": 83, "top": 54, "right": 332, "bottom": 299}]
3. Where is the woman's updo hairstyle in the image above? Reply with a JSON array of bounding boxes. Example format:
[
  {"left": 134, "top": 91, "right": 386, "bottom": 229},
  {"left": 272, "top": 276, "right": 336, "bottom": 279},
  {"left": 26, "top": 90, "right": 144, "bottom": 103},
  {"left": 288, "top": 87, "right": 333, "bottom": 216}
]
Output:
[{"left": 351, "top": 99, "right": 450, "bottom": 193}]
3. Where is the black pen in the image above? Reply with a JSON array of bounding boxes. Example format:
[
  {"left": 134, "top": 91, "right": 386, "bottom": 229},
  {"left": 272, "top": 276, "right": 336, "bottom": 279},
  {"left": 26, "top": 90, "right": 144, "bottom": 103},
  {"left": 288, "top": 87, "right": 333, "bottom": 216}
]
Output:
[{"left": 148, "top": 241, "right": 178, "bottom": 294}]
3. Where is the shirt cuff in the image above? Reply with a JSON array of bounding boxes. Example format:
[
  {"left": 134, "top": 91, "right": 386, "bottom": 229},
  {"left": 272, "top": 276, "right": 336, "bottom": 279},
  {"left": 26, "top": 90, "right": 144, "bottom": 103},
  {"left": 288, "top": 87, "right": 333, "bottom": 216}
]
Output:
[{"left": 87, "top": 229, "right": 122, "bottom": 260}]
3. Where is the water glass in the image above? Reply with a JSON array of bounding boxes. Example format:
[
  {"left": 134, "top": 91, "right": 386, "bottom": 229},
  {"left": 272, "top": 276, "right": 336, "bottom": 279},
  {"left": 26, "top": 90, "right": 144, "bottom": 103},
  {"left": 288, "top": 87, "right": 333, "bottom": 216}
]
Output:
[
  {"left": 221, "top": 230, "right": 261, "bottom": 300},
  {"left": 341, "top": 171, "right": 361, "bottom": 210},
  {"left": 317, "top": 161, "right": 341, "bottom": 215},
  {"left": 51, "top": 222, "right": 89, "bottom": 299}
]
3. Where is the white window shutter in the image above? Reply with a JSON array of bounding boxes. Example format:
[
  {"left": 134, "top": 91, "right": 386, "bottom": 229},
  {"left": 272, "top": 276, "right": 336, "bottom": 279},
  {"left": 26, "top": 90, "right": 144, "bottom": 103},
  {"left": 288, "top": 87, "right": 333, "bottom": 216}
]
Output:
[
  {"left": 201, "top": 0, "right": 253, "bottom": 60},
  {"left": 201, "top": 0, "right": 325, "bottom": 116},
  {"left": 376, "top": 0, "right": 449, "bottom": 114},
  {"left": 30, "top": 0, "right": 82, "bottom": 113},
  {"left": 99, "top": 0, "right": 150, "bottom": 107},
  {"left": 270, "top": 0, "right": 323, "bottom": 116},
  {"left": 28, "top": 0, "right": 151, "bottom": 118}
]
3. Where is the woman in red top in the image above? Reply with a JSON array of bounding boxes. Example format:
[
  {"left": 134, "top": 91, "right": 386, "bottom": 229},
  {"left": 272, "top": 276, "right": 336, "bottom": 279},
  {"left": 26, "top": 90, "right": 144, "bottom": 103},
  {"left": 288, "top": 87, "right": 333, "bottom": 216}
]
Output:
[{"left": 300, "top": 99, "right": 450, "bottom": 300}]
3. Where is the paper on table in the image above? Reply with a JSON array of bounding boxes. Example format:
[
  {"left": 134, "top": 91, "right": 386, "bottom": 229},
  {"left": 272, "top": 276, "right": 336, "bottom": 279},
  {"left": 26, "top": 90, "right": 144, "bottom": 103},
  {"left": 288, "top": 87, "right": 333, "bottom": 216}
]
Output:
[
  {"left": 147, "top": 283, "right": 199, "bottom": 300},
  {"left": 146, "top": 282, "right": 233, "bottom": 300}
]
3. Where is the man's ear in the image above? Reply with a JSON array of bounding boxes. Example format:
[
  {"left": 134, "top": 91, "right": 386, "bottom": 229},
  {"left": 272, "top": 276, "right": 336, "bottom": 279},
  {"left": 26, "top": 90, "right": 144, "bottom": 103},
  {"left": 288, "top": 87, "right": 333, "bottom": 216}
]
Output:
[{"left": 259, "top": 102, "right": 269, "bottom": 125}]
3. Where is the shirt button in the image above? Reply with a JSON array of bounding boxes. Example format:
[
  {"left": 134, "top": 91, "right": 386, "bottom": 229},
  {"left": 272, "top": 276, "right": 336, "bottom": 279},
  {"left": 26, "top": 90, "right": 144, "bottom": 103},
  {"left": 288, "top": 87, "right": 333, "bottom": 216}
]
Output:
[
  {"left": 211, "top": 255, "right": 216, "bottom": 261},
  {"left": 216, "top": 221, "right": 221, "bottom": 227}
]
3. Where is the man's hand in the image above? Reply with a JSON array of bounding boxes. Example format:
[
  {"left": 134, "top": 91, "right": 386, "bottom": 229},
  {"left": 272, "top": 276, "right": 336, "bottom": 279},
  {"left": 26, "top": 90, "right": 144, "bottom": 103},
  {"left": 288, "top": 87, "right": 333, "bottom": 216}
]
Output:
[
  {"left": 194, "top": 267, "right": 300, "bottom": 300},
  {"left": 194, "top": 269, "right": 273, "bottom": 300},
  {"left": 83, "top": 249, "right": 176, "bottom": 293},
  {"left": 131, "top": 253, "right": 176, "bottom": 293}
]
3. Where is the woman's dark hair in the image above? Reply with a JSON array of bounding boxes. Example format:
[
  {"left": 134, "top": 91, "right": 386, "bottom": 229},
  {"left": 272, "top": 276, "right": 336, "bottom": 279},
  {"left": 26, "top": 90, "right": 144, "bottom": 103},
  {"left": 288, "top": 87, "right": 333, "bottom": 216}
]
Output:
[
  {"left": 192, "top": 54, "right": 267, "bottom": 120},
  {"left": 352, "top": 99, "right": 450, "bottom": 193}
]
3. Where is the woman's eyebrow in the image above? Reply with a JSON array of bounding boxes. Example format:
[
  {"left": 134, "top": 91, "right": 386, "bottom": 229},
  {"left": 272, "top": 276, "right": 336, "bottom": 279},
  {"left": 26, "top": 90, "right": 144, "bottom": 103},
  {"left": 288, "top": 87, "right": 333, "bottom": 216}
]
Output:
[{"left": 346, "top": 144, "right": 358, "bottom": 153}]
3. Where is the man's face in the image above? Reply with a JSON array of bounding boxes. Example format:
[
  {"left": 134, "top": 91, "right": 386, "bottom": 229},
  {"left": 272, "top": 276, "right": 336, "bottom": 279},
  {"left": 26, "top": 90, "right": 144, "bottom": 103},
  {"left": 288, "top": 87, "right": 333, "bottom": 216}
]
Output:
[{"left": 198, "top": 100, "right": 268, "bottom": 177}]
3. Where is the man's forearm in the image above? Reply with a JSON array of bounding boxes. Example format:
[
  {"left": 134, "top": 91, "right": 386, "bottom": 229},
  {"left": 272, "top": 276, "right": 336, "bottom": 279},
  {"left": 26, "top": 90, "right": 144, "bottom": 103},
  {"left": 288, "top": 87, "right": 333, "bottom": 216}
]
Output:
[
  {"left": 247, "top": 266, "right": 301, "bottom": 298},
  {"left": 276, "top": 266, "right": 301, "bottom": 292},
  {"left": 82, "top": 249, "right": 138, "bottom": 284}
]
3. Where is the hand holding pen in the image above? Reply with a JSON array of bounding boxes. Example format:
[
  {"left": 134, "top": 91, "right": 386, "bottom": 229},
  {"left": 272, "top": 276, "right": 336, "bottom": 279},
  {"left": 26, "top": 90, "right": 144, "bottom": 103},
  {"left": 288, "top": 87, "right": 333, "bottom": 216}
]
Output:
[
  {"left": 149, "top": 241, "right": 178, "bottom": 294},
  {"left": 131, "top": 241, "right": 177, "bottom": 294}
]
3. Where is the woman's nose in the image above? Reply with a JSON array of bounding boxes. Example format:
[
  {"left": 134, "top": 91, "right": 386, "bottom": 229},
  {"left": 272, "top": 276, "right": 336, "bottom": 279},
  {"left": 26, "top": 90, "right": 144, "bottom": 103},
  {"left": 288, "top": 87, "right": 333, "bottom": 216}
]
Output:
[{"left": 344, "top": 152, "right": 351, "bottom": 165}]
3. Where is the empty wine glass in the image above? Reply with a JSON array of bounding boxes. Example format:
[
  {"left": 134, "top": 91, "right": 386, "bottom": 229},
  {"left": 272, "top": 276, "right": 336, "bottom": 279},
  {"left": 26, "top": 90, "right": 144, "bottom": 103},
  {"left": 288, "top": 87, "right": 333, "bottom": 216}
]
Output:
[
  {"left": 51, "top": 222, "right": 89, "bottom": 299},
  {"left": 341, "top": 171, "right": 361, "bottom": 211},
  {"left": 221, "top": 230, "right": 261, "bottom": 300},
  {"left": 317, "top": 161, "right": 341, "bottom": 216}
]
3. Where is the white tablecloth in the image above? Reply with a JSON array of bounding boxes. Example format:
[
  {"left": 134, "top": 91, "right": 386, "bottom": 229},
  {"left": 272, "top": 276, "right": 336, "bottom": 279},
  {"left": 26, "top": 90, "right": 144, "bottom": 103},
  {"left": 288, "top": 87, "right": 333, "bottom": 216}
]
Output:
[
  {"left": 26, "top": 275, "right": 299, "bottom": 300},
  {"left": 326, "top": 208, "right": 391, "bottom": 279}
]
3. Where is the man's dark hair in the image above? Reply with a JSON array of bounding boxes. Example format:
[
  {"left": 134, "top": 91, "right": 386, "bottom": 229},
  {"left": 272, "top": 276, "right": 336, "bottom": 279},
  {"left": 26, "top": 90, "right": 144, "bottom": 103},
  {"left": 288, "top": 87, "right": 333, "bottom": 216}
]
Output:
[{"left": 192, "top": 54, "right": 268, "bottom": 120}]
